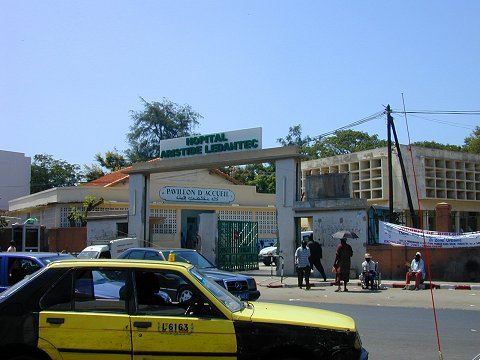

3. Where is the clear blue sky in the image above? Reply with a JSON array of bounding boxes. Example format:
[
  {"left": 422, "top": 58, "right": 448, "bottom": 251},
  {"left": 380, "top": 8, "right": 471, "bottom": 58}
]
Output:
[{"left": 2, "top": 1, "right": 479, "bottom": 167}]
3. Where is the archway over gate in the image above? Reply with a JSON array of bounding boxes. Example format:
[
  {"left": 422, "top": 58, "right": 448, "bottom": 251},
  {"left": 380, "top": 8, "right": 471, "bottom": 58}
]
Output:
[{"left": 123, "top": 145, "right": 306, "bottom": 275}]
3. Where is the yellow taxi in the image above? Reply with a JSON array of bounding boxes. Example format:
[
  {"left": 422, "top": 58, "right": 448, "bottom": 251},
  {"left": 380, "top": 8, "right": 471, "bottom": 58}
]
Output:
[{"left": 0, "top": 259, "right": 368, "bottom": 360}]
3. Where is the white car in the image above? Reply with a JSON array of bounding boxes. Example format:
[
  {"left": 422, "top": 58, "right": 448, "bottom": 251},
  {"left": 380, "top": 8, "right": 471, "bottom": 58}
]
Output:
[{"left": 258, "top": 246, "right": 278, "bottom": 266}]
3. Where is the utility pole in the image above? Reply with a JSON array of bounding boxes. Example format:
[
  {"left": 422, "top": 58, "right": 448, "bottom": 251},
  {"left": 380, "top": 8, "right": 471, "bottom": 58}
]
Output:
[
  {"left": 386, "top": 105, "right": 419, "bottom": 228},
  {"left": 387, "top": 105, "right": 394, "bottom": 220}
]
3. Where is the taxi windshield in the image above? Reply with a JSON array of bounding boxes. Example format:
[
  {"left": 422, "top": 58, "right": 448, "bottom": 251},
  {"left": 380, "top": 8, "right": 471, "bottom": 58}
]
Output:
[{"left": 189, "top": 268, "right": 245, "bottom": 312}]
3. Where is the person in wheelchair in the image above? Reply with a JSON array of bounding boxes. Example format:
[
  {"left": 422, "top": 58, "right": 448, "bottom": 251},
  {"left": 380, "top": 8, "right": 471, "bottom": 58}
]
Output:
[{"left": 361, "top": 253, "right": 377, "bottom": 290}]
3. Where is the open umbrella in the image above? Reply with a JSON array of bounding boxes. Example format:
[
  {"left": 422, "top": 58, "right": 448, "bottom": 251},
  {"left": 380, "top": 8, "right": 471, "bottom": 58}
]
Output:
[{"left": 332, "top": 230, "right": 359, "bottom": 239}]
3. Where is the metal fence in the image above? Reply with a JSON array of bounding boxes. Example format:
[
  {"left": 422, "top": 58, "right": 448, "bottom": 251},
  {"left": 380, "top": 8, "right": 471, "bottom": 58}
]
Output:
[{"left": 216, "top": 220, "right": 259, "bottom": 271}]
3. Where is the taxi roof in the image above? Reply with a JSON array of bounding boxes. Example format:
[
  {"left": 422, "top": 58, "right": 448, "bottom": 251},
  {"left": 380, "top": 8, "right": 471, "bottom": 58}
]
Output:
[{"left": 46, "top": 258, "right": 194, "bottom": 271}]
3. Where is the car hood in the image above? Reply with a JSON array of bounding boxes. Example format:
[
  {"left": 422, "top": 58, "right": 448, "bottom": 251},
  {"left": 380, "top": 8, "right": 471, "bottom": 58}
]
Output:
[
  {"left": 234, "top": 302, "right": 356, "bottom": 332},
  {"left": 200, "top": 268, "right": 250, "bottom": 281}
]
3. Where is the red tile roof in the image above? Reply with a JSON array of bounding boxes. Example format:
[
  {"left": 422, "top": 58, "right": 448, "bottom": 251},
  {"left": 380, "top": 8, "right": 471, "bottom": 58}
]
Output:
[
  {"left": 83, "top": 166, "right": 243, "bottom": 187},
  {"left": 82, "top": 168, "right": 131, "bottom": 187}
]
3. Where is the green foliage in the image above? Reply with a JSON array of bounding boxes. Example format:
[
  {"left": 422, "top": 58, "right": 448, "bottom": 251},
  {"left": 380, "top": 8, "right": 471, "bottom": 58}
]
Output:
[
  {"left": 82, "top": 164, "right": 106, "bottom": 183},
  {"left": 83, "top": 195, "right": 104, "bottom": 212},
  {"left": 67, "top": 207, "right": 85, "bottom": 226},
  {"left": 125, "top": 97, "right": 202, "bottom": 163},
  {"left": 95, "top": 149, "right": 128, "bottom": 171},
  {"left": 83, "top": 148, "right": 128, "bottom": 183},
  {"left": 277, "top": 125, "right": 313, "bottom": 149},
  {"left": 222, "top": 164, "right": 276, "bottom": 194},
  {"left": 31, "top": 154, "right": 82, "bottom": 193},
  {"left": 310, "top": 130, "right": 387, "bottom": 158},
  {"left": 67, "top": 196, "right": 104, "bottom": 227},
  {"left": 411, "top": 141, "right": 463, "bottom": 152},
  {"left": 463, "top": 126, "right": 480, "bottom": 154}
]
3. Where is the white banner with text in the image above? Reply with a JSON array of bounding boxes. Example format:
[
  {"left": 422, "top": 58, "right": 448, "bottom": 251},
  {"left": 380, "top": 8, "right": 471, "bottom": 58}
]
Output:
[{"left": 379, "top": 221, "right": 480, "bottom": 248}]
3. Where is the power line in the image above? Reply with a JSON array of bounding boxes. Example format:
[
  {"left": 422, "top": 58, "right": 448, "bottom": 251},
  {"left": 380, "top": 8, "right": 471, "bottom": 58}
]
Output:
[
  {"left": 392, "top": 110, "right": 480, "bottom": 115},
  {"left": 313, "top": 108, "right": 479, "bottom": 142},
  {"left": 313, "top": 111, "right": 385, "bottom": 140}
]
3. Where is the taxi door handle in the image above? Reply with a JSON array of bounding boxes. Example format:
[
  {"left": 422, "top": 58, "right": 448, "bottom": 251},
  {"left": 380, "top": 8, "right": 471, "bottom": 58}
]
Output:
[
  {"left": 134, "top": 321, "right": 152, "bottom": 328},
  {"left": 46, "top": 317, "right": 65, "bottom": 325}
]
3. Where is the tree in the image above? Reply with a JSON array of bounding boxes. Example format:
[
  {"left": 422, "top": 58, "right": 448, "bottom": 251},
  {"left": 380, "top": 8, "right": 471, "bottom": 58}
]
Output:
[
  {"left": 94, "top": 149, "right": 128, "bottom": 171},
  {"left": 310, "top": 129, "right": 388, "bottom": 158},
  {"left": 83, "top": 148, "right": 129, "bottom": 183},
  {"left": 463, "top": 126, "right": 480, "bottom": 154},
  {"left": 277, "top": 125, "right": 312, "bottom": 149},
  {"left": 67, "top": 195, "right": 104, "bottom": 227},
  {"left": 82, "top": 164, "right": 105, "bottom": 183},
  {"left": 411, "top": 141, "right": 463, "bottom": 152},
  {"left": 31, "top": 154, "right": 82, "bottom": 193},
  {"left": 222, "top": 164, "right": 276, "bottom": 194},
  {"left": 125, "top": 97, "right": 202, "bottom": 163}
]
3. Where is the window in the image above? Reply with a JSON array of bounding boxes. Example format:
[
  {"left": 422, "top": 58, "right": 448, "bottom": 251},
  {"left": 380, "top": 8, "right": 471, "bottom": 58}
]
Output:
[
  {"left": 7, "top": 258, "right": 42, "bottom": 286},
  {"left": 133, "top": 269, "right": 220, "bottom": 318},
  {"left": 41, "top": 269, "right": 127, "bottom": 313}
]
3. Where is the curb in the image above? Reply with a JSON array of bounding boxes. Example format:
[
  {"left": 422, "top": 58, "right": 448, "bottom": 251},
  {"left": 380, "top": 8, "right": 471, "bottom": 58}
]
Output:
[{"left": 256, "top": 279, "right": 480, "bottom": 291}]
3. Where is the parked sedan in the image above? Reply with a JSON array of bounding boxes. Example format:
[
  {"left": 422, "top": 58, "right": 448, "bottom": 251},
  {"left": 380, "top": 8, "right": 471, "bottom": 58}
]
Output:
[
  {"left": 118, "top": 248, "right": 260, "bottom": 301},
  {"left": 0, "top": 259, "right": 368, "bottom": 359},
  {"left": 258, "top": 245, "right": 278, "bottom": 266},
  {"left": 0, "top": 252, "right": 75, "bottom": 292}
]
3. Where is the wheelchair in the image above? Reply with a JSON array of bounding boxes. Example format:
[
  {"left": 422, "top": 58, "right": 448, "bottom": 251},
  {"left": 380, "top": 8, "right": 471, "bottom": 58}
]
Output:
[{"left": 359, "top": 261, "right": 381, "bottom": 290}]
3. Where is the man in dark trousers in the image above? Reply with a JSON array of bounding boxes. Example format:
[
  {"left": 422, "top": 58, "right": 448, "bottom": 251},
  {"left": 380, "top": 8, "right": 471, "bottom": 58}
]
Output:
[{"left": 307, "top": 236, "right": 327, "bottom": 282}]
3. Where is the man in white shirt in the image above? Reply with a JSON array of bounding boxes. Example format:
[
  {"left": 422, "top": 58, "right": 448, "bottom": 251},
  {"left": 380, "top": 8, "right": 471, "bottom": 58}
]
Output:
[
  {"left": 361, "top": 253, "right": 377, "bottom": 289},
  {"left": 295, "top": 239, "right": 311, "bottom": 290},
  {"left": 403, "top": 251, "right": 426, "bottom": 290}
]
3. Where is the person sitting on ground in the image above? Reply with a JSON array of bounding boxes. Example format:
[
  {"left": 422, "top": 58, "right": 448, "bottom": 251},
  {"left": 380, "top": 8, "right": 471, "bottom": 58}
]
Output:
[
  {"left": 361, "top": 253, "right": 377, "bottom": 290},
  {"left": 403, "top": 251, "right": 426, "bottom": 291}
]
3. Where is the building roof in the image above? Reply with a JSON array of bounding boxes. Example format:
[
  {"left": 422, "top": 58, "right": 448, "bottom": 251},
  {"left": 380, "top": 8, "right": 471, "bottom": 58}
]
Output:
[
  {"left": 83, "top": 168, "right": 131, "bottom": 187},
  {"left": 83, "top": 167, "right": 243, "bottom": 187}
]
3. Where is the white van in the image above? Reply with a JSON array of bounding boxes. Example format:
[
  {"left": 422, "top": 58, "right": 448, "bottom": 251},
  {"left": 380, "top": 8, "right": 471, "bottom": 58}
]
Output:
[{"left": 77, "top": 238, "right": 139, "bottom": 259}]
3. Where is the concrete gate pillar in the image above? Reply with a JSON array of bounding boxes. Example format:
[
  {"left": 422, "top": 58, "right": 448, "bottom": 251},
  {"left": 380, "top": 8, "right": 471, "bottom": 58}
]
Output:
[
  {"left": 275, "top": 157, "right": 301, "bottom": 275},
  {"left": 128, "top": 173, "right": 151, "bottom": 246}
]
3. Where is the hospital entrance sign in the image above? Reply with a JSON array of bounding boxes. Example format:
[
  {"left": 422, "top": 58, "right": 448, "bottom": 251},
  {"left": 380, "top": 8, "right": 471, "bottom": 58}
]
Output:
[{"left": 160, "top": 127, "right": 262, "bottom": 159}]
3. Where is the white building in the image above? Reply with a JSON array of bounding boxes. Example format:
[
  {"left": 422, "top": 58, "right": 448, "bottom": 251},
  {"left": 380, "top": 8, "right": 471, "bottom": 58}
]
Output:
[
  {"left": 0, "top": 150, "right": 30, "bottom": 211},
  {"left": 301, "top": 145, "right": 480, "bottom": 233}
]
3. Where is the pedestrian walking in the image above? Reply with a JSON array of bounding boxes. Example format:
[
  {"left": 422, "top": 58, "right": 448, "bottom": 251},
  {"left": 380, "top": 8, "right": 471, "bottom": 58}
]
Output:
[{"left": 307, "top": 236, "right": 327, "bottom": 281}]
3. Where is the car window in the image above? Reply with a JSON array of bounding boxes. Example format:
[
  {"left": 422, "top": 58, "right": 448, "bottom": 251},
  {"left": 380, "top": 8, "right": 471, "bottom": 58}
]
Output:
[
  {"left": 189, "top": 268, "right": 244, "bottom": 313},
  {"left": 124, "top": 250, "right": 146, "bottom": 259},
  {"left": 144, "top": 251, "right": 163, "bottom": 260},
  {"left": 41, "top": 269, "right": 127, "bottom": 313},
  {"left": 38, "top": 254, "right": 76, "bottom": 265},
  {"left": 7, "top": 258, "right": 42, "bottom": 286},
  {"left": 133, "top": 269, "right": 223, "bottom": 318},
  {"left": 163, "top": 251, "right": 215, "bottom": 269}
]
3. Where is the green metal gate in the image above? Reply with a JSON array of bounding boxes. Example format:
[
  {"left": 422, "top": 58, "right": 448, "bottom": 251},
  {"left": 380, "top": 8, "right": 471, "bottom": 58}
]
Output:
[{"left": 216, "top": 221, "right": 259, "bottom": 271}]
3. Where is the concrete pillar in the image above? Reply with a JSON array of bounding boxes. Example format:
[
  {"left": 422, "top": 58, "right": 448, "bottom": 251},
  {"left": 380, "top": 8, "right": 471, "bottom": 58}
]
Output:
[
  {"left": 128, "top": 173, "right": 150, "bottom": 245},
  {"left": 275, "top": 157, "right": 301, "bottom": 275},
  {"left": 435, "top": 202, "right": 451, "bottom": 232}
]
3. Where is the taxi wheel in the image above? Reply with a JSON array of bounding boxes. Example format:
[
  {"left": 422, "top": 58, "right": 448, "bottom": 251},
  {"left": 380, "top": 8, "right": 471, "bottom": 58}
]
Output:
[{"left": 177, "top": 285, "right": 194, "bottom": 303}]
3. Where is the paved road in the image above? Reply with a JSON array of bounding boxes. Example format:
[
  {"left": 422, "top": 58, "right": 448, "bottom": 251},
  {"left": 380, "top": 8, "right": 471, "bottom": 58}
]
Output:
[
  {"left": 242, "top": 265, "right": 480, "bottom": 359},
  {"left": 246, "top": 265, "right": 480, "bottom": 311}
]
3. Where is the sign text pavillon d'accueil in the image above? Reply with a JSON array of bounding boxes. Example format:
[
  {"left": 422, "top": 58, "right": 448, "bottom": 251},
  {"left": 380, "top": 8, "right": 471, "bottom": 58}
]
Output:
[{"left": 159, "top": 127, "right": 262, "bottom": 159}]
